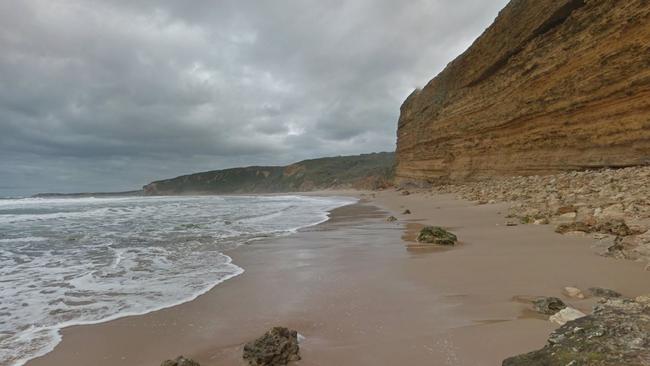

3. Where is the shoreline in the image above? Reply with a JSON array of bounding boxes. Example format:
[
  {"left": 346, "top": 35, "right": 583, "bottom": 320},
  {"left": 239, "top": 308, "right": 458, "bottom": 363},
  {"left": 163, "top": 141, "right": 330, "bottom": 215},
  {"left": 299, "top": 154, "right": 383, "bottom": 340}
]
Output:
[{"left": 26, "top": 190, "right": 650, "bottom": 366}]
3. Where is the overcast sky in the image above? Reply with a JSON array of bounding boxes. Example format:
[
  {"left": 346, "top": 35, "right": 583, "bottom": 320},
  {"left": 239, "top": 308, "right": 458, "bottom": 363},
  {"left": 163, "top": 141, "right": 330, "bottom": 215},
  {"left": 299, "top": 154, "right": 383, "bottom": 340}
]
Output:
[{"left": 0, "top": 0, "right": 509, "bottom": 196}]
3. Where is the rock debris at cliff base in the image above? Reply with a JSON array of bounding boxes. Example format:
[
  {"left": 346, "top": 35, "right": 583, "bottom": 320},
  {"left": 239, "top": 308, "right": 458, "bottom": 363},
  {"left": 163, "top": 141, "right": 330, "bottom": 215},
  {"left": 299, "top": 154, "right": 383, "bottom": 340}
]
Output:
[{"left": 429, "top": 166, "right": 650, "bottom": 263}]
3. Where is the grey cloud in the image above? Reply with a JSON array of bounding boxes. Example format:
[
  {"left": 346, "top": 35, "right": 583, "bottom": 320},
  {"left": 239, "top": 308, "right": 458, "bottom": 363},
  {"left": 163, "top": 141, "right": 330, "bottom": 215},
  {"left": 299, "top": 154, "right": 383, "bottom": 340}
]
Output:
[{"left": 0, "top": 0, "right": 509, "bottom": 196}]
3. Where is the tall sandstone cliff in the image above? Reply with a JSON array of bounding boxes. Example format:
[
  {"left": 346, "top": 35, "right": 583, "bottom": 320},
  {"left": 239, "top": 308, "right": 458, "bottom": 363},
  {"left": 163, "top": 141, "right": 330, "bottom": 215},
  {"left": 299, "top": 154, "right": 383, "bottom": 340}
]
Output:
[{"left": 396, "top": 0, "right": 650, "bottom": 185}]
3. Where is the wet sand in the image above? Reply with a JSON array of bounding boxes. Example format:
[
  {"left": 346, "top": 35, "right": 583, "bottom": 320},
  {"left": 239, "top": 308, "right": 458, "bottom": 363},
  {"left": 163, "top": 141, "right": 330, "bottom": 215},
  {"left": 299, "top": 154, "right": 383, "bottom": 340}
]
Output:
[{"left": 27, "top": 191, "right": 650, "bottom": 366}]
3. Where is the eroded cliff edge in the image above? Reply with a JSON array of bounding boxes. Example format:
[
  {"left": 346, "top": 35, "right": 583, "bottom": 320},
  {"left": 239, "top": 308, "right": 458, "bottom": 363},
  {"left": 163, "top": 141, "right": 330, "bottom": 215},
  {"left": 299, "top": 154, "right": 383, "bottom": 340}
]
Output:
[{"left": 396, "top": 0, "right": 650, "bottom": 185}]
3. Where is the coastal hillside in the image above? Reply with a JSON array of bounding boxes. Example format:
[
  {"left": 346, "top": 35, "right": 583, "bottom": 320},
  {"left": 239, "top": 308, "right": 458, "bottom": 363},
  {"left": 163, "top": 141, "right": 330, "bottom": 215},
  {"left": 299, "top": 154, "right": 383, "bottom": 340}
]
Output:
[
  {"left": 143, "top": 152, "right": 394, "bottom": 195},
  {"left": 396, "top": 0, "right": 650, "bottom": 185}
]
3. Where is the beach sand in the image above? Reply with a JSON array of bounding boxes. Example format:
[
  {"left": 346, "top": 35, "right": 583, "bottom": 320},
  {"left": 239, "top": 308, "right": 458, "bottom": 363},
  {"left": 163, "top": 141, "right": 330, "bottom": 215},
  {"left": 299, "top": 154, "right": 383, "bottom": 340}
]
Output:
[{"left": 26, "top": 190, "right": 650, "bottom": 366}]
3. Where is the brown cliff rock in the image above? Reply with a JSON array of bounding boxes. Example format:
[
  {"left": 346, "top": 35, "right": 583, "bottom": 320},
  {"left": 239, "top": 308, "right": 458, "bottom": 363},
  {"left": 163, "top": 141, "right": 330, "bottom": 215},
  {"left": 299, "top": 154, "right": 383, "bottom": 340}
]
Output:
[{"left": 396, "top": 0, "right": 650, "bottom": 185}]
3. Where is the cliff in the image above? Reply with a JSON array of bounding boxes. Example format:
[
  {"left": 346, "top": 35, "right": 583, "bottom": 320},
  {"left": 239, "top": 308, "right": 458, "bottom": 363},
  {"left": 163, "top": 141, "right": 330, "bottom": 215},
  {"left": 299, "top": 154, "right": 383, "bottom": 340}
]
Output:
[
  {"left": 142, "top": 152, "right": 394, "bottom": 195},
  {"left": 396, "top": 0, "right": 650, "bottom": 185}
]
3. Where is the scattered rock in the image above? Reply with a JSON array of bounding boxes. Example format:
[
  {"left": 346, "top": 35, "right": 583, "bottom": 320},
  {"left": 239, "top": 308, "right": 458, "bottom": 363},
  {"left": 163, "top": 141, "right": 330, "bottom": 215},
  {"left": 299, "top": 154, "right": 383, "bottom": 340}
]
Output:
[
  {"left": 563, "top": 287, "right": 585, "bottom": 299},
  {"left": 416, "top": 226, "right": 458, "bottom": 246},
  {"left": 386, "top": 216, "right": 398, "bottom": 222},
  {"left": 532, "top": 297, "right": 566, "bottom": 315},
  {"left": 402, "top": 209, "right": 412, "bottom": 215},
  {"left": 243, "top": 327, "right": 300, "bottom": 366},
  {"left": 401, "top": 190, "right": 411, "bottom": 196},
  {"left": 161, "top": 356, "right": 200, "bottom": 366},
  {"left": 503, "top": 298, "right": 650, "bottom": 366},
  {"left": 549, "top": 307, "right": 586, "bottom": 326},
  {"left": 505, "top": 220, "right": 518, "bottom": 226},
  {"left": 588, "top": 287, "right": 622, "bottom": 299}
]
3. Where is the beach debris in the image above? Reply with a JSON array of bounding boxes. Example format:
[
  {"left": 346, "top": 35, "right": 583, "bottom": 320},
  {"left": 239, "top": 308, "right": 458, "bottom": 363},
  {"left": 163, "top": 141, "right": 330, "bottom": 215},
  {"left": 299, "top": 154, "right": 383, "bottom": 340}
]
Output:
[
  {"left": 503, "top": 297, "right": 650, "bottom": 365},
  {"left": 402, "top": 209, "right": 412, "bottom": 215},
  {"left": 416, "top": 226, "right": 457, "bottom": 246},
  {"left": 549, "top": 307, "right": 586, "bottom": 326},
  {"left": 532, "top": 297, "right": 566, "bottom": 315},
  {"left": 243, "top": 326, "right": 301, "bottom": 366},
  {"left": 161, "top": 356, "right": 201, "bottom": 366},
  {"left": 588, "top": 287, "right": 622, "bottom": 299},
  {"left": 563, "top": 286, "right": 585, "bottom": 299},
  {"left": 386, "top": 216, "right": 398, "bottom": 222}
]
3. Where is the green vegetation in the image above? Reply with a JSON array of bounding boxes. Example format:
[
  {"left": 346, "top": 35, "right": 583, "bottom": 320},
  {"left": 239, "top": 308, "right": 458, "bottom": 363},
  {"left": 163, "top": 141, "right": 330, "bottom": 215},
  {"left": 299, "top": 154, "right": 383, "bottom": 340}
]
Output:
[{"left": 143, "top": 152, "right": 395, "bottom": 195}]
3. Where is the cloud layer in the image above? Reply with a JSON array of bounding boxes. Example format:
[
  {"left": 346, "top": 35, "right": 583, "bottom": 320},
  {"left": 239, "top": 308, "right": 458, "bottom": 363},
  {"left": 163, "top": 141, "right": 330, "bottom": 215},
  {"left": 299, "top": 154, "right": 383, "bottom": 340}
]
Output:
[{"left": 0, "top": 0, "right": 509, "bottom": 195}]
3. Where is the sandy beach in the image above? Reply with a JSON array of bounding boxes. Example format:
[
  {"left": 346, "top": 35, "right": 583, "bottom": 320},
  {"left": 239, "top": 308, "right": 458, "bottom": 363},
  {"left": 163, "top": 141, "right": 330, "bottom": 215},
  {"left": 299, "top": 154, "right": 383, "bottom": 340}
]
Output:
[{"left": 26, "top": 190, "right": 650, "bottom": 366}]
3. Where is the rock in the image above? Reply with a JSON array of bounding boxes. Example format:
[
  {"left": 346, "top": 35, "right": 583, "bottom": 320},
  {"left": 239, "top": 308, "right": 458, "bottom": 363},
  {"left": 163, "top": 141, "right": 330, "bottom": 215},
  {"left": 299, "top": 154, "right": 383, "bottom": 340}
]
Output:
[
  {"left": 402, "top": 209, "right": 412, "bottom": 215},
  {"left": 503, "top": 298, "right": 650, "bottom": 366},
  {"left": 386, "top": 216, "right": 398, "bottom": 222},
  {"left": 416, "top": 226, "right": 458, "bottom": 246},
  {"left": 598, "top": 204, "right": 626, "bottom": 221},
  {"left": 635, "top": 295, "right": 650, "bottom": 304},
  {"left": 395, "top": 0, "right": 650, "bottom": 185},
  {"left": 505, "top": 220, "right": 518, "bottom": 226},
  {"left": 243, "top": 327, "right": 300, "bottom": 366},
  {"left": 588, "top": 287, "right": 622, "bottom": 299},
  {"left": 533, "top": 218, "right": 549, "bottom": 225},
  {"left": 549, "top": 307, "right": 586, "bottom": 326},
  {"left": 532, "top": 297, "right": 566, "bottom": 315},
  {"left": 563, "top": 287, "right": 585, "bottom": 299},
  {"left": 161, "top": 356, "right": 200, "bottom": 366},
  {"left": 401, "top": 190, "right": 410, "bottom": 196}
]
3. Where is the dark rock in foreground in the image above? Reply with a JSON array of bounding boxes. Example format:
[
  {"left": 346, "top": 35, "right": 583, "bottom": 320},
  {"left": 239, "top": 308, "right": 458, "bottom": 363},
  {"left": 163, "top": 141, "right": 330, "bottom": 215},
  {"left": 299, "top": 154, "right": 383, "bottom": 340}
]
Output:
[
  {"left": 503, "top": 297, "right": 650, "bottom": 366},
  {"left": 416, "top": 226, "right": 458, "bottom": 245},
  {"left": 243, "top": 327, "right": 300, "bottom": 366},
  {"left": 386, "top": 216, "right": 398, "bottom": 222},
  {"left": 161, "top": 356, "right": 201, "bottom": 366},
  {"left": 532, "top": 297, "right": 567, "bottom": 315},
  {"left": 402, "top": 209, "right": 411, "bottom": 215}
]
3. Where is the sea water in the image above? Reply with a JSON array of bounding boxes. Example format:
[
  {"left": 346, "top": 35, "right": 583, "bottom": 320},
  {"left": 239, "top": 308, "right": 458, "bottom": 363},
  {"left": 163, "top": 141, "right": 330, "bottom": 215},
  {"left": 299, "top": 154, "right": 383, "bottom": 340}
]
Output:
[{"left": 0, "top": 194, "right": 355, "bottom": 366}]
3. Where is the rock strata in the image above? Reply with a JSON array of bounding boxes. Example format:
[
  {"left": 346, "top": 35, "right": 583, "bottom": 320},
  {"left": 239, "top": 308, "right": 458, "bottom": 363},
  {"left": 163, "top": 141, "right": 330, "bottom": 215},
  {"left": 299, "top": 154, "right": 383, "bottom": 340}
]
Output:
[
  {"left": 503, "top": 297, "right": 650, "bottom": 365},
  {"left": 396, "top": 0, "right": 650, "bottom": 184},
  {"left": 243, "top": 327, "right": 301, "bottom": 366}
]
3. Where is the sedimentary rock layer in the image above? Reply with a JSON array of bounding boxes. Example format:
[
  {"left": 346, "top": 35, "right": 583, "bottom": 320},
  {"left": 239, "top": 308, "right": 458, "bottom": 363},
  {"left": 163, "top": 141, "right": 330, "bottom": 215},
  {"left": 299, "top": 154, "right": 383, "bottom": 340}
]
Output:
[{"left": 396, "top": 0, "right": 650, "bottom": 184}]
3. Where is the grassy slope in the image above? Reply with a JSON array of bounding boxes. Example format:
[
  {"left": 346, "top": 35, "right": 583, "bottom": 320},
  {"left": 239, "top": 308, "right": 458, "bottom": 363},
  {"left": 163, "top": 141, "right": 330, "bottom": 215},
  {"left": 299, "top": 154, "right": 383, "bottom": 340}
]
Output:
[{"left": 143, "top": 152, "right": 395, "bottom": 195}]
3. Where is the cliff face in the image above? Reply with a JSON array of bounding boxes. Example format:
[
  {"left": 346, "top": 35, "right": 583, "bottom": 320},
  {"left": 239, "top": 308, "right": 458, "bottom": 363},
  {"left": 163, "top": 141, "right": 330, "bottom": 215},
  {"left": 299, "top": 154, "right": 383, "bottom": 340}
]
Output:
[
  {"left": 396, "top": 0, "right": 650, "bottom": 185},
  {"left": 143, "top": 152, "right": 394, "bottom": 195}
]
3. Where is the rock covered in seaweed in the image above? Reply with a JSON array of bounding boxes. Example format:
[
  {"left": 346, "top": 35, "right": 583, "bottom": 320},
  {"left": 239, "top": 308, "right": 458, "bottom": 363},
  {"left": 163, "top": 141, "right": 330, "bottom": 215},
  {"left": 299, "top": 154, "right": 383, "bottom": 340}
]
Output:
[
  {"left": 416, "top": 226, "right": 458, "bottom": 246},
  {"left": 531, "top": 297, "right": 566, "bottom": 315},
  {"left": 161, "top": 356, "right": 201, "bottom": 366},
  {"left": 243, "top": 327, "right": 301, "bottom": 366},
  {"left": 503, "top": 297, "right": 650, "bottom": 366}
]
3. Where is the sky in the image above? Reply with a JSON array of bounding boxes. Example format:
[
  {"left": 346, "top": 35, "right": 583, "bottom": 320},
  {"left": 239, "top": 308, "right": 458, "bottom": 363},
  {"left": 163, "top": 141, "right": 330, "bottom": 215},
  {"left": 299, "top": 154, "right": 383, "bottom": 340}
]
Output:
[{"left": 0, "top": 0, "right": 510, "bottom": 196}]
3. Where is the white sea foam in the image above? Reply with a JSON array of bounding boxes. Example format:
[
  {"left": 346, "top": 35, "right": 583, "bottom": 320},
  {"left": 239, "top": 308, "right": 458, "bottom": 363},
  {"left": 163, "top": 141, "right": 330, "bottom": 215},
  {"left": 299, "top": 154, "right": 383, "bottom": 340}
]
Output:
[{"left": 0, "top": 194, "right": 356, "bottom": 366}]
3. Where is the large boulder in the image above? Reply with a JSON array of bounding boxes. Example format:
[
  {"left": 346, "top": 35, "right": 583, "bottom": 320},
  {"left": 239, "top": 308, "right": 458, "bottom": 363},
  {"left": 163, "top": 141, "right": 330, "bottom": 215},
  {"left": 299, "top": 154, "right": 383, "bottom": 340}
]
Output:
[
  {"left": 503, "top": 298, "right": 650, "bottom": 365},
  {"left": 161, "top": 356, "right": 200, "bottom": 366},
  {"left": 243, "top": 327, "right": 301, "bottom": 366},
  {"left": 416, "top": 226, "right": 458, "bottom": 245}
]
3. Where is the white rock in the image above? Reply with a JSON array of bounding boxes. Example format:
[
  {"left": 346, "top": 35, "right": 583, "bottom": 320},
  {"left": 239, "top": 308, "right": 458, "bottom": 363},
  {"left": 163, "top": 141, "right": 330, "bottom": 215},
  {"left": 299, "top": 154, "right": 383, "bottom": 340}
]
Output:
[
  {"left": 563, "top": 286, "right": 585, "bottom": 299},
  {"left": 549, "top": 307, "right": 586, "bottom": 326}
]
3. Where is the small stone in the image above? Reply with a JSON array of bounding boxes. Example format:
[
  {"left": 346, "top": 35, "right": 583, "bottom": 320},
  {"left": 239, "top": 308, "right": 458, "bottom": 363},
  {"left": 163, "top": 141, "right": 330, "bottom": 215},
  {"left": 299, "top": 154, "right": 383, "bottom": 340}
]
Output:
[
  {"left": 563, "top": 286, "right": 585, "bottom": 299},
  {"left": 532, "top": 297, "right": 567, "bottom": 315},
  {"left": 386, "top": 216, "right": 398, "bottom": 222},
  {"left": 402, "top": 209, "right": 412, "bottom": 215},
  {"left": 635, "top": 294, "right": 650, "bottom": 304},
  {"left": 401, "top": 190, "right": 411, "bottom": 196},
  {"left": 505, "top": 220, "right": 518, "bottom": 226},
  {"left": 533, "top": 218, "right": 549, "bottom": 225},
  {"left": 549, "top": 307, "right": 586, "bottom": 326}
]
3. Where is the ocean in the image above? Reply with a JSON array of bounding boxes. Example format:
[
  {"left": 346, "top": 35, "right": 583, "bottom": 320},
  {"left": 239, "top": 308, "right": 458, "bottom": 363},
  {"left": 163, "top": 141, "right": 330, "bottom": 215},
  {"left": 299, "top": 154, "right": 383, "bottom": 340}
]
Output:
[{"left": 0, "top": 194, "right": 356, "bottom": 366}]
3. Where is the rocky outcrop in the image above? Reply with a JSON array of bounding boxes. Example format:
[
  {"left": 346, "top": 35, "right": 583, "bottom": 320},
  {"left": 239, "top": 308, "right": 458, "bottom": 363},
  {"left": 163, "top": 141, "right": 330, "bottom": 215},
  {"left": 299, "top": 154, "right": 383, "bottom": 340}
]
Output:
[
  {"left": 143, "top": 152, "right": 394, "bottom": 195},
  {"left": 532, "top": 297, "right": 567, "bottom": 315},
  {"left": 243, "top": 327, "right": 301, "bottom": 366},
  {"left": 503, "top": 297, "right": 650, "bottom": 365},
  {"left": 396, "top": 0, "right": 650, "bottom": 184}
]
